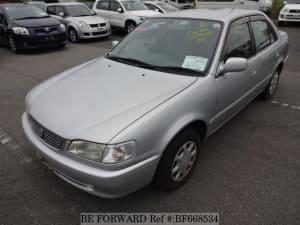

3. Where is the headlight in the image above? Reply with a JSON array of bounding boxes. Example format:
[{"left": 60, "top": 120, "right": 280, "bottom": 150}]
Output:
[
  {"left": 68, "top": 140, "right": 136, "bottom": 163},
  {"left": 78, "top": 21, "right": 89, "bottom": 29},
  {"left": 282, "top": 8, "right": 289, "bottom": 13},
  {"left": 59, "top": 24, "right": 66, "bottom": 32},
  {"left": 12, "top": 27, "right": 29, "bottom": 35}
]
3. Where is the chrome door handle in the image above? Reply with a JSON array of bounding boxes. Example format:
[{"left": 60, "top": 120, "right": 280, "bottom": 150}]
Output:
[
  {"left": 276, "top": 52, "right": 280, "bottom": 58},
  {"left": 251, "top": 70, "right": 257, "bottom": 76}
]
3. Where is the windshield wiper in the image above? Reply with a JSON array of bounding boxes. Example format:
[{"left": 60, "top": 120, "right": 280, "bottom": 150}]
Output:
[
  {"left": 106, "top": 55, "right": 152, "bottom": 67},
  {"left": 106, "top": 55, "right": 203, "bottom": 76},
  {"left": 15, "top": 16, "right": 46, "bottom": 20},
  {"left": 73, "top": 14, "right": 91, "bottom": 17}
]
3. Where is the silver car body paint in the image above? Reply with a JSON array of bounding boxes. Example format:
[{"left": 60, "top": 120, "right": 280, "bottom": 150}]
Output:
[{"left": 22, "top": 8, "right": 289, "bottom": 198}]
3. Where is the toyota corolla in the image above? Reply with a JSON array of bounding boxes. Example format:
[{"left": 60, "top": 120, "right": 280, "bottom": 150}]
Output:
[{"left": 22, "top": 9, "right": 288, "bottom": 198}]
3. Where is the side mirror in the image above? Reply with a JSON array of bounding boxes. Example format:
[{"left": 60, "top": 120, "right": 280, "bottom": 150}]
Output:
[
  {"left": 117, "top": 8, "right": 123, "bottom": 13},
  {"left": 92, "top": 11, "right": 97, "bottom": 15},
  {"left": 112, "top": 40, "right": 119, "bottom": 48},
  {"left": 283, "top": 1, "right": 287, "bottom": 4},
  {"left": 58, "top": 12, "right": 65, "bottom": 18},
  {"left": 154, "top": 8, "right": 159, "bottom": 12},
  {"left": 217, "top": 57, "right": 248, "bottom": 76}
]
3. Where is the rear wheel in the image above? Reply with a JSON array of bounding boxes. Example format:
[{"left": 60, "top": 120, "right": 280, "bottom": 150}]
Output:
[
  {"left": 154, "top": 128, "right": 201, "bottom": 190},
  {"left": 8, "top": 35, "right": 20, "bottom": 53},
  {"left": 261, "top": 69, "right": 281, "bottom": 100}
]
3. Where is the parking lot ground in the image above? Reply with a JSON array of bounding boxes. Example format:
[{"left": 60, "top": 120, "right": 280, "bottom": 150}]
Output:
[{"left": 0, "top": 26, "right": 299, "bottom": 225}]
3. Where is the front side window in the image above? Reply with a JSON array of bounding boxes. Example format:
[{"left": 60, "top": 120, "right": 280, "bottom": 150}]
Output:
[
  {"left": 144, "top": 3, "right": 158, "bottom": 11},
  {"left": 5, "top": 5, "right": 49, "bottom": 20},
  {"left": 55, "top": 6, "right": 65, "bottom": 15},
  {"left": 47, "top": 6, "right": 56, "bottom": 15},
  {"left": 224, "top": 21, "right": 254, "bottom": 60},
  {"left": 64, "top": 4, "right": 94, "bottom": 16},
  {"left": 97, "top": 1, "right": 110, "bottom": 10},
  {"left": 121, "top": 1, "right": 148, "bottom": 11},
  {"left": 251, "top": 20, "right": 273, "bottom": 52},
  {"left": 108, "top": 18, "right": 223, "bottom": 75},
  {"left": 287, "top": 0, "right": 300, "bottom": 3}
]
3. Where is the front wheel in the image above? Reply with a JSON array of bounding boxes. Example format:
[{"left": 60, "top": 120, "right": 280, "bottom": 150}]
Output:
[
  {"left": 68, "top": 28, "right": 79, "bottom": 43},
  {"left": 261, "top": 70, "right": 281, "bottom": 100},
  {"left": 126, "top": 22, "right": 136, "bottom": 34},
  {"left": 154, "top": 128, "right": 201, "bottom": 190},
  {"left": 8, "top": 35, "right": 21, "bottom": 53}
]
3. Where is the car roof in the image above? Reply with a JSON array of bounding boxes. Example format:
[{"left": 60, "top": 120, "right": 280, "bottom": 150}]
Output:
[
  {"left": 156, "top": 8, "right": 265, "bottom": 23},
  {"left": 47, "top": 2, "right": 85, "bottom": 6}
]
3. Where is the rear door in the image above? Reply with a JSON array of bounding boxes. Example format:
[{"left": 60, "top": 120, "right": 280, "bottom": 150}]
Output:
[
  {"left": 213, "top": 17, "right": 259, "bottom": 130},
  {"left": 109, "top": 1, "right": 126, "bottom": 28},
  {"left": 249, "top": 16, "right": 280, "bottom": 92},
  {"left": 94, "top": 0, "right": 111, "bottom": 21}
]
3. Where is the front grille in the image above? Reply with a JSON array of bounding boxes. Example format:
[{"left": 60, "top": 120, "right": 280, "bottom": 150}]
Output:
[
  {"left": 92, "top": 31, "right": 107, "bottom": 36},
  {"left": 90, "top": 23, "right": 106, "bottom": 28},
  {"left": 35, "top": 26, "right": 58, "bottom": 34},
  {"left": 290, "top": 9, "right": 300, "bottom": 13},
  {"left": 30, "top": 116, "right": 66, "bottom": 150}
]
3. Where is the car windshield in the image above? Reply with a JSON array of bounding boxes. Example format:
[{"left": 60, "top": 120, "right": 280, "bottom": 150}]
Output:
[
  {"left": 287, "top": 0, "right": 300, "bottom": 3},
  {"left": 157, "top": 2, "right": 179, "bottom": 12},
  {"left": 65, "top": 4, "right": 94, "bottom": 16},
  {"left": 121, "top": 1, "right": 148, "bottom": 11},
  {"left": 5, "top": 5, "right": 49, "bottom": 20},
  {"left": 107, "top": 18, "right": 223, "bottom": 76}
]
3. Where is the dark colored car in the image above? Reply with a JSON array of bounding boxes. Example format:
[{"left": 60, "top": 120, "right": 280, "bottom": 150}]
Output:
[{"left": 0, "top": 4, "right": 67, "bottom": 53}]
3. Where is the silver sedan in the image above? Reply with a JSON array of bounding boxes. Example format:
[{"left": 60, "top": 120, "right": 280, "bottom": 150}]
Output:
[{"left": 22, "top": 9, "right": 288, "bottom": 198}]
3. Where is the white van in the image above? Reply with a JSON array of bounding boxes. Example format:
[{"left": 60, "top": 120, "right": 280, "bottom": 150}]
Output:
[{"left": 195, "top": 0, "right": 260, "bottom": 10}]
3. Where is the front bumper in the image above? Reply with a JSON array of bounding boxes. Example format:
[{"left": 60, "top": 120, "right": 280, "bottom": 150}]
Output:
[
  {"left": 14, "top": 32, "right": 67, "bottom": 49},
  {"left": 278, "top": 13, "right": 300, "bottom": 22},
  {"left": 77, "top": 26, "right": 111, "bottom": 39},
  {"left": 22, "top": 112, "right": 159, "bottom": 198}
]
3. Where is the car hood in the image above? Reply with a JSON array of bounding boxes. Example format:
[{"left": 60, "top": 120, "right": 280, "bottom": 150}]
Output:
[
  {"left": 67, "top": 16, "right": 106, "bottom": 24},
  {"left": 284, "top": 4, "right": 300, "bottom": 9},
  {"left": 28, "top": 58, "right": 196, "bottom": 143},
  {"left": 127, "top": 10, "right": 161, "bottom": 17},
  {"left": 11, "top": 17, "right": 60, "bottom": 28}
]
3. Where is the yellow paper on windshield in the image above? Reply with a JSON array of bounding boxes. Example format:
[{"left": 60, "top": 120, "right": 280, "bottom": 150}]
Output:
[{"left": 182, "top": 56, "right": 208, "bottom": 72}]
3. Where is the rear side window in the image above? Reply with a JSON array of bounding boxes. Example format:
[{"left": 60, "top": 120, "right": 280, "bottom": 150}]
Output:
[
  {"left": 224, "top": 21, "right": 254, "bottom": 60},
  {"left": 251, "top": 20, "right": 276, "bottom": 52},
  {"left": 97, "top": 1, "right": 110, "bottom": 10},
  {"left": 110, "top": 1, "right": 122, "bottom": 11}
]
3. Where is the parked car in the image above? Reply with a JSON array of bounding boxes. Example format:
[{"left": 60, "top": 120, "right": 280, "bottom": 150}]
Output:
[
  {"left": 22, "top": 9, "right": 288, "bottom": 198},
  {"left": 47, "top": 3, "right": 111, "bottom": 42},
  {"left": 259, "top": 0, "right": 272, "bottom": 14},
  {"left": 195, "top": 0, "right": 259, "bottom": 10},
  {"left": 44, "top": 0, "right": 76, "bottom": 3},
  {"left": 27, "top": 1, "right": 47, "bottom": 11},
  {"left": 0, "top": 4, "right": 67, "bottom": 53},
  {"left": 92, "top": 0, "right": 160, "bottom": 33},
  {"left": 144, "top": 1, "right": 179, "bottom": 13},
  {"left": 278, "top": 0, "right": 300, "bottom": 25},
  {"left": 165, "top": 0, "right": 193, "bottom": 9}
]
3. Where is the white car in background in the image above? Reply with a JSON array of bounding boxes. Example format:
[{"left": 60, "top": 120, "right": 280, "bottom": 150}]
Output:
[
  {"left": 278, "top": 0, "right": 300, "bottom": 25},
  {"left": 93, "top": 0, "right": 161, "bottom": 33},
  {"left": 143, "top": 1, "right": 179, "bottom": 13}
]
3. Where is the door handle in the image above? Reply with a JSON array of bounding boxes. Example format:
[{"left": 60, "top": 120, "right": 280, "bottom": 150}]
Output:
[
  {"left": 251, "top": 70, "right": 257, "bottom": 76},
  {"left": 275, "top": 52, "right": 280, "bottom": 58}
]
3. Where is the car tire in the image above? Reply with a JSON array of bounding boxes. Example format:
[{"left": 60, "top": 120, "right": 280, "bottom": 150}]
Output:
[
  {"left": 261, "top": 69, "right": 281, "bottom": 100},
  {"left": 68, "top": 28, "right": 78, "bottom": 43},
  {"left": 126, "top": 21, "right": 136, "bottom": 33},
  {"left": 154, "top": 128, "right": 201, "bottom": 190},
  {"left": 8, "top": 35, "right": 20, "bottom": 53}
]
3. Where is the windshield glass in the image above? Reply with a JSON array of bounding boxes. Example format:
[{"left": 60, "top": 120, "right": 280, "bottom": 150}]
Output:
[
  {"left": 287, "top": 0, "right": 300, "bottom": 3},
  {"left": 65, "top": 4, "right": 94, "bottom": 16},
  {"left": 5, "top": 5, "right": 49, "bottom": 20},
  {"left": 157, "top": 2, "right": 179, "bottom": 12},
  {"left": 108, "top": 18, "right": 222, "bottom": 75},
  {"left": 122, "top": 1, "right": 148, "bottom": 11}
]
